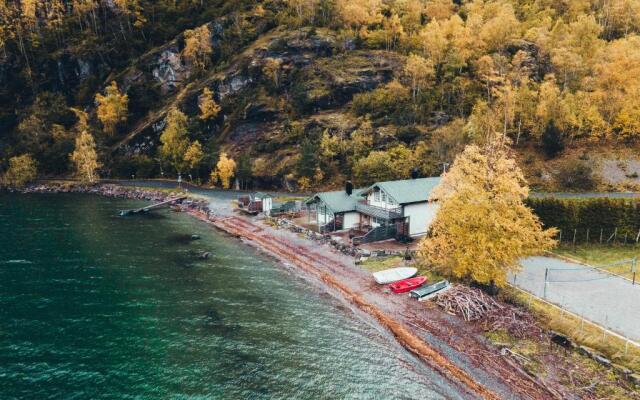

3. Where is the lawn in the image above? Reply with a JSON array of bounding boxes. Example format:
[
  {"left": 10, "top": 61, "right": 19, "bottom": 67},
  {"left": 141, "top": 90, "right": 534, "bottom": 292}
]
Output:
[{"left": 552, "top": 244, "right": 640, "bottom": 280}]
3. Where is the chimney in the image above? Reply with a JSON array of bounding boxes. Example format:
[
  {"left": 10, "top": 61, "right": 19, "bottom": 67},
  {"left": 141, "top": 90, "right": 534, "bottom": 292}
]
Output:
[
  {"left": 345, "top": 180, "right": 353, "bottom": 196},
  {"left": 411, "top": 168, "right": 419, "bottom": 180}
]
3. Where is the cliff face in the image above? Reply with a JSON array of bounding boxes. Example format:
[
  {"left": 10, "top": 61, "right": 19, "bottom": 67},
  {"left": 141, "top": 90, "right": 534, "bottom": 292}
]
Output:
[
  {"left": 103, "top": 24, "right": 406, "bottom": 186},
  {"left": 4, "top": 1, "right": 640, "bottom": 191}
]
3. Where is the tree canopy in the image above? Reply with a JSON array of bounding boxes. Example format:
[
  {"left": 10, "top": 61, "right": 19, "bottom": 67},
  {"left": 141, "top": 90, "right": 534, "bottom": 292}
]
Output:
[{"left": 418, "top": 142, "right": 557, "bottom": 286}]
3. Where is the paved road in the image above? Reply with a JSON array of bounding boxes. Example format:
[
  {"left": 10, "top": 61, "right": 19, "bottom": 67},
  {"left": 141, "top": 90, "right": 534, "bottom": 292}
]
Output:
[{"left": 514, "top": 256, "right": 640, "bottom": 341}]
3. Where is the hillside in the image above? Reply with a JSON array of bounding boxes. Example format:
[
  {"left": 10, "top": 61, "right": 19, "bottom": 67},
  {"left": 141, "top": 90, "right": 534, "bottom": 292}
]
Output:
[{"left": 2, "top": 0, "right": 640, "bottom": 191}]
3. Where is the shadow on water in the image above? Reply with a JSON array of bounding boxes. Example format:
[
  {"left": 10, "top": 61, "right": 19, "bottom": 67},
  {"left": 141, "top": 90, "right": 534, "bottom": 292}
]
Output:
[
  {"left": 202, "top": 307, "right": 241, "bottom": 339},
  {"left": 165, "top": 233, "right": 203, "bottom": 245}
]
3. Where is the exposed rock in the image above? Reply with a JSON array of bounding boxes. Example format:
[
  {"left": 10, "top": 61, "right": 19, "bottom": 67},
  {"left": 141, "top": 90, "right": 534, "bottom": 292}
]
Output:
[{"left": 152, "top": 47, "right": 189, "bottom": 93}]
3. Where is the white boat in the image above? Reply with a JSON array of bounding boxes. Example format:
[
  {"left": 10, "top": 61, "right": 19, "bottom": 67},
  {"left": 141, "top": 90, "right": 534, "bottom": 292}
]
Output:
[{"left": 372, "top": 267, "right": 418, "bottom": 284}]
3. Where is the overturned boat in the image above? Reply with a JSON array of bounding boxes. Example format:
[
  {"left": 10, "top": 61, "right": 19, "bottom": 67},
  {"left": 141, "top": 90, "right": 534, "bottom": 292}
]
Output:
[{"left": 372, "top": 267, "right": 417, "bottom": 284}]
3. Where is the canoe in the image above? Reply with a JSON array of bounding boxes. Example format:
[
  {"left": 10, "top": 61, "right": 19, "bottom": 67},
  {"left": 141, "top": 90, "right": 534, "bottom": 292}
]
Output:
[
  {"left": 372, "top": 267, "right": 417, "bottom": 284},
  {"left": 410, "top": 280, "right": 449, "bottom": 300},
  {"left": 389, "top": 276, "right": 427, "bottom": 294}
]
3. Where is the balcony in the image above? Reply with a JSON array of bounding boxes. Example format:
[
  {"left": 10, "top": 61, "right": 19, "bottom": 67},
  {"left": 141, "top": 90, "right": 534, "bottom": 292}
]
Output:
[{"left": 355, "top": 200, "right": 403, "bottom": 220}]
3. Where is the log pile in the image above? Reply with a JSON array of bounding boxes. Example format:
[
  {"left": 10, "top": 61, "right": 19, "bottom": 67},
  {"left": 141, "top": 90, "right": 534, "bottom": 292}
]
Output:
[{"left": 434, "top": 285, "right": 543, "bottom": 339}]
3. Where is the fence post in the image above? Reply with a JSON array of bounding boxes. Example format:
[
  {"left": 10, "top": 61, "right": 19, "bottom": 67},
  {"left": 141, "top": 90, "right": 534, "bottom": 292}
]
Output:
[
  {"left": 573, "top": 229, "right": 577, "bottom": 248},
  {"left": 624, "top": 233, "right": 628, "bottom": 245},
  {"left": 600, "top": 228, "right": 603, "bottom": 244},
  {"left": 586, "top": 228, "right": 590, "bottom": 244},
  {"left": 614, "top": 227, "right": 618, "bottom": 243},
  {"left": 559, "top": 229, "right": 562, "bottom": 243},
  {"left": 544, "top": 268, "right": 549, "bottom": 299}
]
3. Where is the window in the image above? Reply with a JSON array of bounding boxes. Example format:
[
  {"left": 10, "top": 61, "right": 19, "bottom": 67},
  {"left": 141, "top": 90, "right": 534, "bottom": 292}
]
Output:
[
  {"left": 373, "top": 190, "right": 380, "bottom": 202},
  {"left": 381, "top": 191, "right": 386, "bottom": 203}
]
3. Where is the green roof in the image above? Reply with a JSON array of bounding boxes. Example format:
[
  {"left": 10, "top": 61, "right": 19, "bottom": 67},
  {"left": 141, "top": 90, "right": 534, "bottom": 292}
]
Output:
[
  {"left": 306, "top": 188, "right": 364, "bottom": 213},
  {"left": 252, "top": 192, "right": 272, "bottom": 199},
  {"left": 361, "top": 177, "right": 441, "bottom": 204},
  {"left": 306, "top": 177, "right": 441, "bottom": 214}
]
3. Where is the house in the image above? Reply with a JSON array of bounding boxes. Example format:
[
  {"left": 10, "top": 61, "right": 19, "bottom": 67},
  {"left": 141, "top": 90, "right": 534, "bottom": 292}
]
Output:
[
  {"left": 238, "top": 192, "right": 273, "bottom": 214},
  {"left": 305, "top": 177, "right": 441, "bottom": 241}
]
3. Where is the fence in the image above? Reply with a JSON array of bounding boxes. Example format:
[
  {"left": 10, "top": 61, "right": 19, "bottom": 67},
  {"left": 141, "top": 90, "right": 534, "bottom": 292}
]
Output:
[
  {"left": 508, "top": 284, "right": 640, "bottom": 357},
  {"left": 556, "top": 227, "right": 640, "bottom": 246},
  {"left": 542, "top": 257, "right": 638, "bottom": 284}
]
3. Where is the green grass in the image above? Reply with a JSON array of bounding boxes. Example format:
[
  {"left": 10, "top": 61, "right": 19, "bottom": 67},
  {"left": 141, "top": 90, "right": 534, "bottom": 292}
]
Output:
[
  {"left": 504, "top": 286, "right": 640, "bottom": 373},
  {"left": 553, "top": 244, "right": 640, "bottom": 280}
]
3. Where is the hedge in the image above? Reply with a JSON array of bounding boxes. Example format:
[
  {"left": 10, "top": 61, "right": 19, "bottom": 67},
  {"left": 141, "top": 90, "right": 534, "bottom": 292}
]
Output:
[{"left": 525, "top": 198, "right": 640, "bottom": 242}]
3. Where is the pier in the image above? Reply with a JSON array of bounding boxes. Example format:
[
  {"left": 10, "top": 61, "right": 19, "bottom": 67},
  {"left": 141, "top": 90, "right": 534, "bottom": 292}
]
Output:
[{"left": 119, "top": 196, "right": 187, "bottom": 216}]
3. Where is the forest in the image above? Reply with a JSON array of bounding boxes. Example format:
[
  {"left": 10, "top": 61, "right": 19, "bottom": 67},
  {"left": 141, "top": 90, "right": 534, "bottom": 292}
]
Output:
[{"left": 1, "top": 0, "right": 640, "bottom": 190}]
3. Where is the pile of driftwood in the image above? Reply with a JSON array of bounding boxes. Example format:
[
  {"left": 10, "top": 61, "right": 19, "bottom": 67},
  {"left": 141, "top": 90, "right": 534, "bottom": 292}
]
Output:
[{"left": 434, "top": 285, "right": 543, "bottom": 339}]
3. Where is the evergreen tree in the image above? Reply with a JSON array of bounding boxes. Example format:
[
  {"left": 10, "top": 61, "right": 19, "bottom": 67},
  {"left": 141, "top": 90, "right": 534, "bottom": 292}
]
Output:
[
  {"left": 296, "top": 139, "right": 317, "bottom": 179},
  {"left": 541, "top": 120, "right": 565, "bottom": 158}
]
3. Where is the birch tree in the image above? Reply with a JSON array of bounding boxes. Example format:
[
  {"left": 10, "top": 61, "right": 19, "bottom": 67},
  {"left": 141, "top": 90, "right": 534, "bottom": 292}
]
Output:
[{"left": 418, "top": 142, "right": 557, "bottom": 286}]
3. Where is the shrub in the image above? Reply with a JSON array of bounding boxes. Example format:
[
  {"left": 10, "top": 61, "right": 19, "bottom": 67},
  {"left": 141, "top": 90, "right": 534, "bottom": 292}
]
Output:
[
  {"left": 555, "top": 159, "right": 598, "bottom": 190},
  {"left": 2, "top": 154, "right": 37, "bottom": 188}
]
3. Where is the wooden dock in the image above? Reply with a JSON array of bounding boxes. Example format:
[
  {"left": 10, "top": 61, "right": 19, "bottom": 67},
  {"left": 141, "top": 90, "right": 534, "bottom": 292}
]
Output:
[{"left": 119, "top": 196, "right": 187, "bottom": 216}]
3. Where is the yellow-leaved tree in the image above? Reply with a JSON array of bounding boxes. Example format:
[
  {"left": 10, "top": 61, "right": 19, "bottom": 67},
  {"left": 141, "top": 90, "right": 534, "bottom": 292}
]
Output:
[
  {"left": 2, "top": 154, "right": 37, "bottom": 188},
  {"left": 183, "top": 25, "right": 212, "bottom": 72},
  {"left": 212, "top": 152, "right": 236, "bottom": 189},
  {"left": 183, "top": 140, "right": 204, "bottom": 174},
  {"left": 198, "top": 88, "right": 221, "bottom": 120},
  {"left": 95, "top": 81, "right": 128, "bottom": 136},
  {"left": 159, "top": 108, "right": 190, "bottom": 174},
  {"left": 418, "top": 142, "right": 557, "bottom": 286},
  {"left": 70, "top": 130, "right": 100, "bottom": 183}
]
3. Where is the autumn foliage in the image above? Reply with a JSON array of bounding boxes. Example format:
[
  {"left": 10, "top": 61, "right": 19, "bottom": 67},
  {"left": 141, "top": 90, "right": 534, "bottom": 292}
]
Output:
[
  {"left": 212, "top": 152, "right": 237, "bottom": 189},
  {"left": 418, "top": 142, "right": 557, "bottom": 286}
]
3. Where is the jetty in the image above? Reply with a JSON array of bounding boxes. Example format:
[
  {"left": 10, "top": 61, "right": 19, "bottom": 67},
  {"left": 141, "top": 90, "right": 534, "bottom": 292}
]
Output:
[{"left": 119, "top": 196, "right": 187, "bottom": 216}]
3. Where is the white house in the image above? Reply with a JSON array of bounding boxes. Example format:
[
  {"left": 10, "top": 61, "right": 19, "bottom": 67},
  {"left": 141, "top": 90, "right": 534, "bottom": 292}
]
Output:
[{"left": 305, "top": 177, "right": 441, "bottom": 240}]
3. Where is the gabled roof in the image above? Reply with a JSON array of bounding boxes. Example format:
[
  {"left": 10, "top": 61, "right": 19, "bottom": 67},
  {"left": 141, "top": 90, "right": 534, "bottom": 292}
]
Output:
[
  {"left": 361, "top": 177, "right": 441, "bottom": 204},
  {"left": 252, "top": 192, "right": 272, "bottom": 199},
  {"left": 305, "top": 188, "right": 364, "bottom": 213}
]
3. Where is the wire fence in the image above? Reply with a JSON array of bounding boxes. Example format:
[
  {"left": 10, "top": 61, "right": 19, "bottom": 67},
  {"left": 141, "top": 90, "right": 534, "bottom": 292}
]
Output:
[
  {"left": 557, "top": 227, "right": 640, "bottom": 246},
  {"left": 508, "top": 284, "right": 640, "bottom": 356}
]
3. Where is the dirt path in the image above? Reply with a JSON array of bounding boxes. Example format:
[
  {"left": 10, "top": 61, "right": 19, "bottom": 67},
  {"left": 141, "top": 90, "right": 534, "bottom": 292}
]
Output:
[{"left": 187, "top": 209, "right": 564, "bottom": 400}]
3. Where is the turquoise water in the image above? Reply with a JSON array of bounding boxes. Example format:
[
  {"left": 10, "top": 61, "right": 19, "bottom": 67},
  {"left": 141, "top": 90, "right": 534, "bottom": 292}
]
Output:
[{"left": 0, "top": 194, "right": 458, "bottom": 399}]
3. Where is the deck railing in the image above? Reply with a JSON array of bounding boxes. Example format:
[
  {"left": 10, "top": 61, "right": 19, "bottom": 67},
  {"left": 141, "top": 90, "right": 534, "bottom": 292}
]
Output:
[{"left": 355, "top": 200, "right": 402, "bottom": 220}]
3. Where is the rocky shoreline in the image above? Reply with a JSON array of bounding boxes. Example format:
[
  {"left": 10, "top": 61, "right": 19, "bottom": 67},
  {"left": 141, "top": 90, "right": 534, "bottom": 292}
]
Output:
[{"left": 12, "top": 182, "right": 639, "bottom": 398}]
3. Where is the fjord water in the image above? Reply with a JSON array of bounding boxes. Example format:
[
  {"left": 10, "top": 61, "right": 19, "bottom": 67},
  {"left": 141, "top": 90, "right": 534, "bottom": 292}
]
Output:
[{"left": 0, "top": 194, "right": 459, "bottom": 399}]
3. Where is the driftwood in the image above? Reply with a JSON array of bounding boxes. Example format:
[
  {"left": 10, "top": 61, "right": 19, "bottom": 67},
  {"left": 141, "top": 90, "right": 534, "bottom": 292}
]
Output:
[{"left": 434, "top": 285, "right": 543, "bottom": 339}]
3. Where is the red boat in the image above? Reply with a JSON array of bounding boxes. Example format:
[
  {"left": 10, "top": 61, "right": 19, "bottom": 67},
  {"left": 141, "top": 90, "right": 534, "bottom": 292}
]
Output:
[{"left": 389, "top": 276, "right": 427, "bottom": 294}]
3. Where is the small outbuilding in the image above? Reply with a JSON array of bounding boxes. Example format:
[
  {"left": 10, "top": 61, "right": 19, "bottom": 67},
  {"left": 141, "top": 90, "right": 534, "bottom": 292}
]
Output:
[{"left": 238, "top": 192, "right": 273, "bottom": 214}]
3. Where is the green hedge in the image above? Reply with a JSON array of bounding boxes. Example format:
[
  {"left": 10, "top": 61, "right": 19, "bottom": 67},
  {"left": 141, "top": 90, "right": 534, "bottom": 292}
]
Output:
[{"left": 526, "top": 198, "right": 640, "bottom": 242}]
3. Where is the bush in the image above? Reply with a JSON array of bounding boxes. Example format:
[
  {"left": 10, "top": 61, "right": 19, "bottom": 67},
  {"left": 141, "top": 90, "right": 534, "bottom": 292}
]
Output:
[
  {"left": 351, "top": 81, "right": 412, "bottom": 123},
  {"left": 2, "top": 154, "right": 37, "bottom": 188},
  {"left": 555, "top": 159, "right": 598, "bottom": 190}
]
